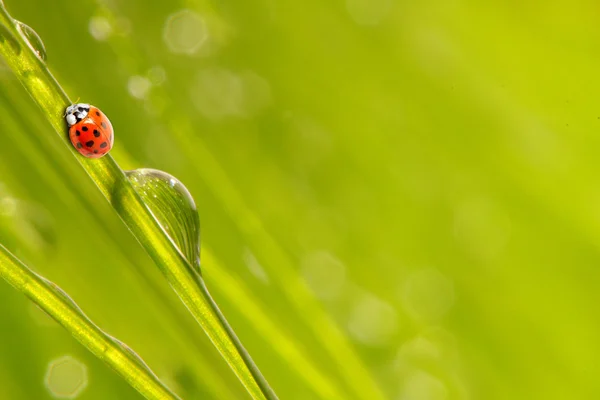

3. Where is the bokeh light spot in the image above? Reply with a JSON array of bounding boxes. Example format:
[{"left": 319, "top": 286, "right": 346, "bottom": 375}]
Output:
[
  {"left": 401, "top": 268, "right": 454, "bottom": 322},
  {"left": 0, "top": 196, "right": 17, "bottom": 216},
  {"left": 127, "top": 75, "right": 152, "bottom": 100},
  {"left": 346, "top": 0, "right": 392, "bottom": 26},
  {"left": 44, "top": 355, "right": 88, "bottom": 399},
  {"left": 399, "top": 335, "right": 441, "bottom": 363},
  {"left": 239, "top": 70, "right": 272, "bottom": 115},
  {"left": 347, "top": 293, "right": 398, "bottom": 346},
  {"left": 147, "top": 66, "right": 166, "bottom": 86},
  {"left": 191, "top": 68, "right": 243, "bottom": 119},
  {"left": 398, "top": 370, "right": 448, "bottom": 400},
  {"left": 163, "top": 10, "right": 207, "bottom": 55},
  {"left": 190, "top": 68, "right": 271, "bottom": 120},
  {"left": 300, "top": 250, "right": 347, "bottom": 300},
  {"left": 88, "top": 16, "right": 112, "bottom": 41}
]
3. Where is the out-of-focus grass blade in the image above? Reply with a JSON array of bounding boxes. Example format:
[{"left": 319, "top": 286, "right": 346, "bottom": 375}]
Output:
[
  {"left": 0, "top": 84, "right": 240, "bottom": 399},
  {"left": 0, "top": 243, "right": 180, "bottom": 400},
  {"left": 92, "top": 3, "right": 385, "bottom": 398},
  {"left": 0, "top": 4, "right": 277, "bottom": 399}
]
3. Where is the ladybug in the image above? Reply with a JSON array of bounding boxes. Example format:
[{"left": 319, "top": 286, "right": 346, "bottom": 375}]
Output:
[{"left": 65, "top": 103, "right": 114, "bottom": 158}]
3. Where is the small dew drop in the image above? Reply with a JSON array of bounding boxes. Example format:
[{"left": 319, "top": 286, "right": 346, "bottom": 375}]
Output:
[
  {"left": 44, "top": 355, "right": 88, "bottom": 399},
  {"left": 15, "top": 21, "right": 46, "bottom": 61},
  {"left": 111, "top": 337, "right": 154, "bottom": 373},
  {"left": 126, "top": 169, "right": 200, "bottom": 270},
  {"left": 88, "top": 16, "right": 112, "bottom": 41}
]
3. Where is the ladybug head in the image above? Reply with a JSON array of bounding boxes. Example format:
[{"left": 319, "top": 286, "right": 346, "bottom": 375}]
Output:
[{"left": 65, "top": 103, "right": 90, "bottom": 126}]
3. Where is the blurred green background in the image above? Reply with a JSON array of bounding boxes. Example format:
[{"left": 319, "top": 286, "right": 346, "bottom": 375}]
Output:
[{"left": 1, "top": 0, "right": 599, "bottom": 399}]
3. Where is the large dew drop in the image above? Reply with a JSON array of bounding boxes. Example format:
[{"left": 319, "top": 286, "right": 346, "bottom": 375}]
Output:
[
  {"left": 15, "top": 21, "right": 46, "bottom": 61},
  {"left": 126, "top": 168, "right": 201, "bottom": 270}
]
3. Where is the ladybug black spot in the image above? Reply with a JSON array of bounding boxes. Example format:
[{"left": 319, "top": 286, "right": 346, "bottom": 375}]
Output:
[
  {"left": 75, "top": 130, "right": 80, "bottom": 136},
  {"left": 95, "top": 111, "right": 100, "bottom": 116},
  {"left": 76, "top": 143, "right": 82, "bottom": 149},
  {"left": 100, "top": 142, "right": 108, "bottom": 148},
  {"left": 85, "top": 140, "right": 94, "bottom": 147},
  {"left": 94, "top": 150, "right": 98, "bottom": 154},
  {"left": 93, "top": 129, "right": 100, "bottom": 137},
  {"left": 101, "top": 122, "right": 107, "bottom": 129},
  {"left": 82, "top": 126, "right": 88, "bottom": 132}
]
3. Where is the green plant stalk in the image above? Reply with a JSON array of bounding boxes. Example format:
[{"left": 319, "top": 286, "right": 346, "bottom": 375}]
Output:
[
  {"left": 93, "top": 5, "right": 384, "bottom": 398},
  {"left": 0, "top": 243, "right": 179, "bottom": 400},
  {"left": 114, "top": 187, "right": 276, "bottom": 400},
  {"left": 0, "top": 6, "right": 277, "bottom": 400},
  {"left": 0, "top": 84, "right": 239, "bottom": 400},
  {"left": 203, "top": 248, "right": 348, "bottom": 400}
]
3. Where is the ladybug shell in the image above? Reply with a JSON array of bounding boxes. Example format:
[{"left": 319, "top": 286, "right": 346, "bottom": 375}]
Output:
[{"left": 69, "top": 106, "right": 114, "bottom": 158}]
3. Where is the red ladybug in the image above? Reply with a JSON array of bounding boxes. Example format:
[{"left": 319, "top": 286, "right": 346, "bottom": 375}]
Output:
[{"left": 65, "top": 103, "right": 114, "bottom": 158}]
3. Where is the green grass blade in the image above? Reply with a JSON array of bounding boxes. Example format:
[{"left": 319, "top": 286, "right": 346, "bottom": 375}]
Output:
[
  {"left": 88, "top": 4, "right": 384, "bottom": 398},
  {"left": 203, "top": 248, "right": 349, "bottom": 400},
  {"left": 0, "top": 243, "right": 179, "bottom": 400},
  {"left": 0, "top": 4, "right": 277, "bottom": 400},
  {"left": 0, "top": 81, "right": 241, "bottom": 399}
]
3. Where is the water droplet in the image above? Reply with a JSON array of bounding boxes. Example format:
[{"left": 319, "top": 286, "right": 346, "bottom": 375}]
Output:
[
  {"left": 126, "top": 169, "right": 200, "bottom": 270},
  {"left": 44, "top": 355, "right": 88, "bottom": 398},
  {"left": 15, "top": 21, "right": 46, "bottom": 61},
  {"left": 0, "top": 24, "right": 21, "bottom": 55},
  {"left": 111, "top": 337, "right": 156, "bottom": 374},
  {"left": 43, "top": 278, "right": 86, "bottom": 316}
]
